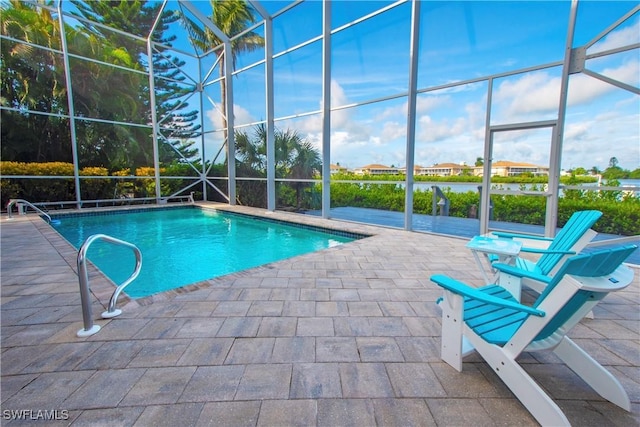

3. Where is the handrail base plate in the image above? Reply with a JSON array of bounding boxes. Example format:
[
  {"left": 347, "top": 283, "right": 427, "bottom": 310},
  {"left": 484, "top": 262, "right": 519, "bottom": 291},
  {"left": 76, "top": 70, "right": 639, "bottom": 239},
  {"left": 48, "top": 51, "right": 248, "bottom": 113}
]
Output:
[
  {"left": 77, "top": 325, "right": 101, "bottom": 337},
  {"left": 102, "top": 309, "right": 122, "bottom": 319}
]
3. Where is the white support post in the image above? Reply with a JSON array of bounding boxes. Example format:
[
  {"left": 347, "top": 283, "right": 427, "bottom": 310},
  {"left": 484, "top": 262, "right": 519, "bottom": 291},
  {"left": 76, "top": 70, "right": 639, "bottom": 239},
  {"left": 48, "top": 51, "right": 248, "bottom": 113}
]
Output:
[
  {"left": 264, "top": 12, "right": 276, "bottom": 211},
  {"left": 548, "top": 0, "right": 579, "bottom": 236},
  {"left": 197, "top": 64, "right": 208, "bottom": 201},
  {"left": 404, "top": 0, "right": 421, "bottom": 231},
  {"left": 224, "top": 41, "right": 236, "bottom": 205},
  {"left": 321, "top": 0, "right": 332, "bottom": 219},
  {"left": 480, "top": 79, "right": 494, "bottom": 235},
  {"left": 147, "top": 39, "right": 162, "bottom": 202},
  {"left": 57, "top": 4, "right": 82, "bottom": 209}
]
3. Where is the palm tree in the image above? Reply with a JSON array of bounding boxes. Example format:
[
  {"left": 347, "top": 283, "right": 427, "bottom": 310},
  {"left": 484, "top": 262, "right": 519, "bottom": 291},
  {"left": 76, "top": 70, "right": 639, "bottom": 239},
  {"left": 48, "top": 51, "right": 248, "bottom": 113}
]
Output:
[
  {"left": 235, "top": 125, "right": 266, "bottom": 174},
  {"left": 181, "top": 0, "right": 263, "bottom": 138},
  {"left": 288, "top": 139, "right": 322, "bottom": 208},
  {"left": 235, "top": 124, "right": 321, "bottom": 209}
]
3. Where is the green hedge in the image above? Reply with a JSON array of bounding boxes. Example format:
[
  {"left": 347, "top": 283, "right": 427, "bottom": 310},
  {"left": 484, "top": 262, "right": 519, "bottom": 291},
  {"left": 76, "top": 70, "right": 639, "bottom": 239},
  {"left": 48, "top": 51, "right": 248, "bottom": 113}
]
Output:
[
  {"left": 2, "top": 162, "right": 637, "bottom": 235},
  {"left": 0, "top": 161, "right": 198, "bottom": 207},
  {"left": 329, "top": 182, "right": 639, "bottom": 236}
]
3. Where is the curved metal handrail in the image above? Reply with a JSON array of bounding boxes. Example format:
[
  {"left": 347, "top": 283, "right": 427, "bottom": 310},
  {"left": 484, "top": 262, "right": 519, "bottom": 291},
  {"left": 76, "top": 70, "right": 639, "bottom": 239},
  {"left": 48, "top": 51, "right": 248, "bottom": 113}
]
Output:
[
  {"left": 76, "top": 234, "right": 142, "bottom": 337},
  {"left": 6, "top": 199, "right": 52, "bottom": 223},
  {"left": 431, "top": 186, "right": 450, "bottom": 216}
]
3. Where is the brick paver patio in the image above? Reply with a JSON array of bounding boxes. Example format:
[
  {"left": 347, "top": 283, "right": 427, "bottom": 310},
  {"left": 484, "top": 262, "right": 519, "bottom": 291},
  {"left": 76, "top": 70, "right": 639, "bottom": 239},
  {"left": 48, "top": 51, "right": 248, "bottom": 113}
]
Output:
[{"left": 1, "top": 204, "right": 638, "bottom": 426}]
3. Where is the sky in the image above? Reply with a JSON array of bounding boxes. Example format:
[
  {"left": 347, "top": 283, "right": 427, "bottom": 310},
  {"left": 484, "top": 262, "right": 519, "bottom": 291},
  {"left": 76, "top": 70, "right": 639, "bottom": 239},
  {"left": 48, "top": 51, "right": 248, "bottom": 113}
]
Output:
[
  {"left": 216, "top": 0, "right": 638, "bottom": 172},
  {"left": 63, "top": 0, "right": 640, "bottom": 173}
]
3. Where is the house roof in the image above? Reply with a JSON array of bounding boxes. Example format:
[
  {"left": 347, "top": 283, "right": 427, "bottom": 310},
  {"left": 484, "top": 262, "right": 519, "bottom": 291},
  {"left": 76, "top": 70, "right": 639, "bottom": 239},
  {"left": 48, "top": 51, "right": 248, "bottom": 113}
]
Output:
[
  {"left": 492, "top": 160, "right": 544, "bottom": 168},
  {"left": 427, "top": 163, "right": 472, "bottom": 168},
  {"left": 358, "top": 163, "right": 393, "bottom": 169}
]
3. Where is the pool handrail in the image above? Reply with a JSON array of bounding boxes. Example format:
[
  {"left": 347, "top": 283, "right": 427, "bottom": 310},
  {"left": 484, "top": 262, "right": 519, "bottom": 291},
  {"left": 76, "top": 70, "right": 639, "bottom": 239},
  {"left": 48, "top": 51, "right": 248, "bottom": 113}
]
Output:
[
  {"left": 7, "top": 199, "right": 52, "bottom": 223},
  {"left": 431, "top": 186, "right": 450, "bottom": 216},
  {"left": 76, "top": 233, "right": 142, "bottom": 337}
]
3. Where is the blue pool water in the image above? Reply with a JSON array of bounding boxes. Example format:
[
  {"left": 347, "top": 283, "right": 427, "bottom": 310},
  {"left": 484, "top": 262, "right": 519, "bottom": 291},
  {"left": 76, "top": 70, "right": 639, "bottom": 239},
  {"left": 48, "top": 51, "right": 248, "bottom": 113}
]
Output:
[{"left": 52, "top": 207, "right": 358, "bottom": 298}]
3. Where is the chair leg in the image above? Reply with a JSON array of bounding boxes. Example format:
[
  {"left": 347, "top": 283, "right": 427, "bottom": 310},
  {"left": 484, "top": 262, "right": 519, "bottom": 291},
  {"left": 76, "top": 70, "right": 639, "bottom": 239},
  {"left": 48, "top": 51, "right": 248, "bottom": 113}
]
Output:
[
  {"left": 553, "top": 337, "right": 631, "bottom": 410},
  {"left": 470, "top": 336, "right": 571, "bottom": 426},
  {"left": 521, "top": 276, "right": 546, "bottom": 294},
  {"left": 497, "top": 272, "right": 523, "bottom": 300},
  {"left": 440, "top": 290, "right": 465, "bottom": 372}
]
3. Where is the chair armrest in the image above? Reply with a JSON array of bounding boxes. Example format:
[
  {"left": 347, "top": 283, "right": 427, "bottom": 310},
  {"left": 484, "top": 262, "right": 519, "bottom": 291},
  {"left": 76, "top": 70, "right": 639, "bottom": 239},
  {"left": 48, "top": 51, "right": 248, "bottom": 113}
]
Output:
[
  {"left": 430, "top": 274, "right": 546, "bottom": 317},
  {"left": 492, "top": 263, "right": 554, "bottom": 284},
  {"left": 491, "top": 231, "right": 553, "bottom": 242},
  {"left": 520, "top": 247, "right": 576, "bottom": 255}
]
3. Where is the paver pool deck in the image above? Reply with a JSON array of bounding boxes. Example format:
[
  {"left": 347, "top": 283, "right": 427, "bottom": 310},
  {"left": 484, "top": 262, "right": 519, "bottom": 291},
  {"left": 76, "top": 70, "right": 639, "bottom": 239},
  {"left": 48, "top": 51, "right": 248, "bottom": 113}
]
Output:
[{"left": 1, "top": 203, "right": 638, "bottom": 426}]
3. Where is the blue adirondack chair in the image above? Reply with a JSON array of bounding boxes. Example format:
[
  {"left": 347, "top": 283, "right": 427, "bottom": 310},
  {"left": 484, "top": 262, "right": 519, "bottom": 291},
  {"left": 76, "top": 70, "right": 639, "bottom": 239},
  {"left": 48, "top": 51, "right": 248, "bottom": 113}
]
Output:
[
  {"left": 431, "top": 244, "right": 636, "bottom": 427},
  {"left": 491, "top": 210, "right": 602, "bottom": 298}
]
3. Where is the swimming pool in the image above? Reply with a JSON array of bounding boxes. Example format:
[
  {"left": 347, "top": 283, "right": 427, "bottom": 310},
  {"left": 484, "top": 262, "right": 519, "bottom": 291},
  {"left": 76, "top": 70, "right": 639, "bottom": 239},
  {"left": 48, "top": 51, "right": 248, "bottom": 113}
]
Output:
[{"left": 51, "top": 207, "right": 361, "bottom": 298}]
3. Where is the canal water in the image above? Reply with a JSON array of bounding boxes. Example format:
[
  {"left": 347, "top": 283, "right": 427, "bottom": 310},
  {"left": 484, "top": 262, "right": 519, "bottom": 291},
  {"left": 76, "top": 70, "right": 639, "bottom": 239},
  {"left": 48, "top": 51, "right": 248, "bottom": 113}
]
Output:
[{"left": 414, "top": 179, "right": 640, "bottom": 196}]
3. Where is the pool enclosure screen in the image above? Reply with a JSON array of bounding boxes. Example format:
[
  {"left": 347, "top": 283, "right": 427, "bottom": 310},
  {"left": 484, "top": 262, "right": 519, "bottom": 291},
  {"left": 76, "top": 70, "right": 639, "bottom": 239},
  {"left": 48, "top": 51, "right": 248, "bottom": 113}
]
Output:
[{"left": 1, "top": 0, "right": 638, "bottom": 236}]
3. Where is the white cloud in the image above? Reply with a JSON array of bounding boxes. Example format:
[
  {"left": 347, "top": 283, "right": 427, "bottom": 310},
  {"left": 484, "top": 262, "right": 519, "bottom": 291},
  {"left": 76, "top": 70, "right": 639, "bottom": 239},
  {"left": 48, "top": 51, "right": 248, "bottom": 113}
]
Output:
[
  {"left": 380, "top": 121, "right": 406, "bottom": 142},
  {"left": 585, "top": 56, "right": 640, "bottom": 89},
  {"left": 563, "top": 109, "right": 640, "bottom": 170},
  {"left": 589, "top": 17, "right": 640, "bottom": 54},
  {"left": 493, "top": 72, "right": 559, "bottom": 117},
  {"left": 374, "top": 94, "right": 450, "bottom": 121},
  {"left": 417, "top": 95, "right": 451, "bottom": 114},
  {"left": 205, "top": 106, "right": 225, "bottom": 130},
  {"left": 291, "top": 79, "right": 411, "bottom": 166},
  {"left": 417, "top": 115, "right": 471, "bottom": 143},
  {"left": 563, "top": 121, "right": 590, "bottom": 142},
  {"left": 492, "top": 17, "right": 640, "bottom": 122},
  {"left": 492, "top": 56, "right": 639, "bottom": 123},
  {"left": 206, "top": 104, "right": 255, "bottom": 129}
]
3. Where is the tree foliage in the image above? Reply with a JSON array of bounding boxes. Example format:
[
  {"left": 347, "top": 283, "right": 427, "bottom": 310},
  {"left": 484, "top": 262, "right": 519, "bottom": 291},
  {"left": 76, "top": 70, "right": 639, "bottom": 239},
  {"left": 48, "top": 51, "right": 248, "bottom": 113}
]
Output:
[
  {"left": 181, "top": 0, "right": 263, "bottom": 147},
  {"left": 1, "top": 0, "right": 199, "bottom": 173},
  {"left": 235, "top": 125, "right": 321, "bottom": 209}
]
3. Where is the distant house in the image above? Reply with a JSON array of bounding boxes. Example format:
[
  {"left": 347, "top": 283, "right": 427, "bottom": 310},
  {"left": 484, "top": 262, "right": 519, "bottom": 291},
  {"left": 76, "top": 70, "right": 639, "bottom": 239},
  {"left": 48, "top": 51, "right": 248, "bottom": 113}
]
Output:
[
  {"left": 330, "top": 164, "right": 348, "bottom": 174},
  {"left": 397, "top": 166, "right": 422, "bottom": 175},
  {"left": 474, "top": 160, "right": 549, "bottom": 177},
  {"left": 353, "top": 164, "right": 401, "bottom": 175},
  {"left": 418, "top": 163, "right": 473, "bottom": 176},
  {"left": 351, "top": 160, "right": 548, "bottom": 177}
]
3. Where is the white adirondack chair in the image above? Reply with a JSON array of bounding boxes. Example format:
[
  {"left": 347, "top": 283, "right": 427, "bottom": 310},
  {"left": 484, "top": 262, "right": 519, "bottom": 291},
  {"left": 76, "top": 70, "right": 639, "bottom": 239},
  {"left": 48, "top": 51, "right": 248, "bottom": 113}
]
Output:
[
  {"left": 491, "top": 210, "right": 602, "bottom": 297},
  {"left": 431, "top": 244, "right": 636, "bottom": 426}
]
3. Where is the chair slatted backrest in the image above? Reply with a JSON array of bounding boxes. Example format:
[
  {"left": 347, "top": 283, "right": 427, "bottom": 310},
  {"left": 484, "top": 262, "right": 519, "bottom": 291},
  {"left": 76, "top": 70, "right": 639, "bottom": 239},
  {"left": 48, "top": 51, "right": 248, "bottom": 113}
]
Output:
[
  {"left": 533, "top": 244, "right": 637, "bottom": 341},
  {"left": 535, "top": 210, "right": 602, "bottom": 275}
]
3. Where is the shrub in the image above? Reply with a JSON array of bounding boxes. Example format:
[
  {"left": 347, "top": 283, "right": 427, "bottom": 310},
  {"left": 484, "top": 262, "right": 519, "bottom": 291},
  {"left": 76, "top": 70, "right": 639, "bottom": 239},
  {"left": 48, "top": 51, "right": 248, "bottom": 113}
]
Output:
[
  {"left": 0, "top": 161, "right": 76, "bottom": 206},
  {"left": 79, "top": 166, "right": 114, "bottom": 201},
  {"left": 0, "top": 161, "right": 75, "bottom": 176}
]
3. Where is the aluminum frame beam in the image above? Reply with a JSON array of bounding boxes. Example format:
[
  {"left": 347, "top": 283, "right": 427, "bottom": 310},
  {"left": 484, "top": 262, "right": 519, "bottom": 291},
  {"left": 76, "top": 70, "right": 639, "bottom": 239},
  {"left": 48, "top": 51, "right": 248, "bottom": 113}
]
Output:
[
  {"left": 321, "top": 0, "right": 332, "bottom": 219},
  {"left": 548, "top": 0, "right": 579, "bottom": 236},
  {"left": 57, "top": 1, "right": 81, "bottom": 209},
  {"left": 404, "top": 0, "right": 420, "bottom": 231}
]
